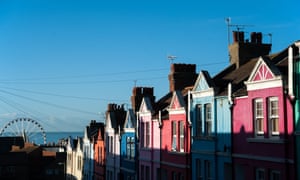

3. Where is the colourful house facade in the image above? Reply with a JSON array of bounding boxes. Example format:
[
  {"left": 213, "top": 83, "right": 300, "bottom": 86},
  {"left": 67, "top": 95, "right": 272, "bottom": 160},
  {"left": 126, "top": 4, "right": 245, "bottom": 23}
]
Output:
[
  {"left": 291, "top": 42, "right": 300, "bottom": 180},
  {"left": 232, "top": 56, "right": 295, "bottom": 180},
  {"left": 190, "top": 71, "right": 232, "bottom": 180},
  {"left": 160, "top": 90, "right": 191, "bottom": 179},
  {"left": 105, "top": 104, "right": 126, "bottom": 180},
  {"left": 94, "top": 123, "right": 105, "bottom": 180},
  {"left": 120, "top": 109, "right": 138, "bottom": 180},
  {"left": 138, "top": 96, "right": 160, "bottom": 180}
]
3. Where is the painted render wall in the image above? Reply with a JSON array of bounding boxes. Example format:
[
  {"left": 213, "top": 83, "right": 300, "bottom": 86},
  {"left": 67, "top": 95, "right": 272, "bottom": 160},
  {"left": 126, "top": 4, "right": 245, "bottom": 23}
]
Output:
[{"left": 232, "top": 86, "right": 295, "bottom": 180}]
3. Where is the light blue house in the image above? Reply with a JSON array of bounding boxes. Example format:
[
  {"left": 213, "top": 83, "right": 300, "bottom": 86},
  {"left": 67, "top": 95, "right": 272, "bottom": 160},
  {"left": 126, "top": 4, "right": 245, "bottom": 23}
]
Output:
[
  {"left": 120, "top": 109, "right": 138, "bottom": 180},
  {"left": 190, "top": 70, "right": 232, "bottom": 180}
]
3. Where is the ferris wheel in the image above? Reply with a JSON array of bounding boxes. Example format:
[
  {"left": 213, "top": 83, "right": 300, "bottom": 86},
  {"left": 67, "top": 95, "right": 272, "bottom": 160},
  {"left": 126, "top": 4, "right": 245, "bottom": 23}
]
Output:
[{"left": 0, "top": 117, "right": 47, "bottom": 145}]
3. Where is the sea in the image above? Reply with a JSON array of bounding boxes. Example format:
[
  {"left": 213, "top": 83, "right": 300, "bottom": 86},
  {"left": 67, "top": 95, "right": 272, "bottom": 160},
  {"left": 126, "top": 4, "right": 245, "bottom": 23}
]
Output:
[{"left": 44, "top": 131, "right": 83, "bottom": 145}]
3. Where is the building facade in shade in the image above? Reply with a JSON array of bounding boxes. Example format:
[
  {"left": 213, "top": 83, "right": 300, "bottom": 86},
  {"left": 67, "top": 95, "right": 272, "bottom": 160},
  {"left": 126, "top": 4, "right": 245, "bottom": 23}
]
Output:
[
  {"left": 66, "top": 136, "right": 83, "bottom": 180},
  {"left": 83, "top": 126, "right": 94, "bottom": 180},
  {"left": 230, "top": 42, "right": 296, "bottom": 179},
  {"left": 120, "top": 109, "right": 138, "bottom": 180},
  {"left": 291, "top": 42, "right": 300, "bottom": 180},
  {"left": 94, "top": 123, "right": 106, "bottom": 180},
  {"left": 138, "top": 96, "right": 160, "bottom": 180},
  {"left": 160, "top": 90, "right": 191, "bottom": 180},
  {"left": 190, "top": 70, "right": 232, "bottom": 180},
  {"left": 105, "top": 103, "right": 126, "bottom": 180}
]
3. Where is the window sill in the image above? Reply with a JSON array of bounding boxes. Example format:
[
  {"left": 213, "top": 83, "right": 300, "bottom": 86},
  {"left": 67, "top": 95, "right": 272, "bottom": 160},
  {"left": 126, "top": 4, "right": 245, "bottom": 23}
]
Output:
[
  {"left": 247, "top": 138, "right": 286, "bottom": 144},
  {"left": 193, "top": 136, "right": 216, "bottom": 141},
  {"left": 124, "top": 158, "right": 135, "bottom": 162},
  {"left": 169, "top": 150, "right": 187, "bottom": 155}
]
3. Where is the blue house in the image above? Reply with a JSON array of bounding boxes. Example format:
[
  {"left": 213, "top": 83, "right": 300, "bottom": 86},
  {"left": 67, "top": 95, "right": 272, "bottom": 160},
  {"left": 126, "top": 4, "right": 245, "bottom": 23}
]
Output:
[
  {"left": 190, "top": 70, "right": 232, "bottom": 180},
  {"left": 120, "top": 109, "right": 138, "bottom": 180}
]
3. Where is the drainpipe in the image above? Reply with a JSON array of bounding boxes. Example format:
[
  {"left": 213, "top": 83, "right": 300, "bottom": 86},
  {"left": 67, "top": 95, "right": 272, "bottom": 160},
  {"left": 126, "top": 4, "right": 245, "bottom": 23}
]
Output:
[
  {"left": 187, "top": 90, "right": 191, "bottom": 180},
  {"left": 289, "top": 46, "right": 295, "bottom": 99},
  {"left": 228, "top": 82, "right": 234, "bottom": 180},
  {"left": 159, "top": 110, "right": 162, "bottom": 180}
]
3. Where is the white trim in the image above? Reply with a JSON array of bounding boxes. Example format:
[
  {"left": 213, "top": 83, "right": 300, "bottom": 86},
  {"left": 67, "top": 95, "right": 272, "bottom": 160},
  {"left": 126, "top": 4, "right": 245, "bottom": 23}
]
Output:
[
  {"left": 192, "top": 88, "right": 214, "bottom": 98},
  {"left": 168, "top": 108, "right": 185, "bottom": 115},
  {"left": 160, "top": 160, "right": 190, "bottom": 169},
  {"left": 233, "top": 153, "right": 294, "bottom": 164},
  {"left": 123, "top": 128, "right": 135, "bottom": 133},
  {"left": 245, "top": 78, "right": 282, "bottom": 91}
]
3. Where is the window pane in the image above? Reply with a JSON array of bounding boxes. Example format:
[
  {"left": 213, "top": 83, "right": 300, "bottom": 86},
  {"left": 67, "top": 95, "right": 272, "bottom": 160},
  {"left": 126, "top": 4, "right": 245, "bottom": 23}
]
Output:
[
  {"left": 205, "top": 104, "right": 212, "bottom": 136},
  {"left": 196, "top": 104, "right": 202, "bottom": 136},
  {"left": 269, "top": 97, "right": 279, "bottom": 135},
  {"left": 172, "top": 122, "right": 177, "bottom": 151},
  {"left": 254, "top": 99, "right": 264, "bottom": 136},
  {"left": 180, "top": 121, "right": 184, "bottom": 152}
]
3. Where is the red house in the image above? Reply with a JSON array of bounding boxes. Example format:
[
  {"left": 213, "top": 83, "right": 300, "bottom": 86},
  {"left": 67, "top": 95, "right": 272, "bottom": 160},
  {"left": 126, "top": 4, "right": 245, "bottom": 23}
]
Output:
[
  {"left": 94, "top": 124, "right": 106, "bottom": 180},
  {"left": 160, "top": 90, "right": 191, "bottom": 179}
]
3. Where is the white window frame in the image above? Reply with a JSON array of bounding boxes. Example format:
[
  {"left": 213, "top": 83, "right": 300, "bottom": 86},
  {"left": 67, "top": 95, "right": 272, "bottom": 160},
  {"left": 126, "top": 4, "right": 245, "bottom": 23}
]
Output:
[
  {"left": 146, "top": 122, "right": 150, "bottom": 148},
  {"left": 196, "top": 159, "right": 202, "bottom": 180},
  {"left": 255, "top": 168, "right": 265, "bottom": 180},
  {"left": 205, "top": 103, "right": 212, "bottom": 136},
  {"left": 172, "top": 121, "right": 177, "bottom": 151},
  {"left": 179, "top": 121, "right": 184, "bottom": 152},
  {"left": 254, "top": 98, "right": 264, "bottom": 136},
  {"left": 268, "top": 97, "right": 279, "bottom": 136},
  {"left": 270, "top": 170, "right": 280, "bottom": 180},
  {"left": 196, "top": 104, "right": 202, "bottom": 137},
  {"left": 205, "top": 160, "right": 212, "bottom": 180}
]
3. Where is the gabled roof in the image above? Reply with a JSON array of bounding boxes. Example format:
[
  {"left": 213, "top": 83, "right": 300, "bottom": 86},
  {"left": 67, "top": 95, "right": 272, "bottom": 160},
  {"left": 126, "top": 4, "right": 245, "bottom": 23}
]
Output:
[
  {"left": 193, "top": 70, "right": 215, "bottom": 91},
  {"left": 169, "top": 90, "right": 186, "bottom": 110},
  {"left": 124, "top": 109, "right": 137, "bottom": 129},
  {"left": 139, "top": 96, "right": 154, "bottom": 113},
  {"left": 247, "top": 56, "right": 282, "bottom": 83}
]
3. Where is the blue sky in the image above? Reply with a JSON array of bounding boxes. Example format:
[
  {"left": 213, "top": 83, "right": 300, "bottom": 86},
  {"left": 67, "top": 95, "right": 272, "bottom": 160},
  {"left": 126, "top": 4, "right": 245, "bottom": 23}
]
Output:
[{"left": 0, "top": 0, "right": 299, "bottom": 132}]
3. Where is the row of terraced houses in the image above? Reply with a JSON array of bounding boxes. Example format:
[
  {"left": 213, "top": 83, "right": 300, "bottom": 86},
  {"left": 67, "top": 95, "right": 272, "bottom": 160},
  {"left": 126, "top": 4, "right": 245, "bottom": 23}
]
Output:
[{"left": 65, "top": 32, "right": 300, "bottom": 180}]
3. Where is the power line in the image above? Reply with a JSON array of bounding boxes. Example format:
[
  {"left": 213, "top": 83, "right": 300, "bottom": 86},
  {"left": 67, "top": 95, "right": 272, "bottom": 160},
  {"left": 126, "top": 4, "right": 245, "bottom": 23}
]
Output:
[
  {"left": 0, "top": 86, "right": 127, "bottom": 102},
  {"left": 0, "top": 89, "right": 98, "bottom": 116}
]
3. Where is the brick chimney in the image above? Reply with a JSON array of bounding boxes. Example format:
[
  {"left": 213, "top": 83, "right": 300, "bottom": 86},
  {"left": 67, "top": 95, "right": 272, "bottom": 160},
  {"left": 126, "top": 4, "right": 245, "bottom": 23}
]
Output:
[
  {"left": 131, "top": 87, "right": 155, "bottom": 112},
  {"left": 168, "top": 63, "right": 197, "bottom": 92},
  {"left": 229, "top": 31, "right": 271, "bottom": 68}
]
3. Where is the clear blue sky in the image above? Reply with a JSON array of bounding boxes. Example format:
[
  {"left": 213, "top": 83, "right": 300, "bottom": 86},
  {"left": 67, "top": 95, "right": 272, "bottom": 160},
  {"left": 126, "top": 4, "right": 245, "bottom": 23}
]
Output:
[{"left": 0, "top": 0, "right": 299, "bottom": 132}]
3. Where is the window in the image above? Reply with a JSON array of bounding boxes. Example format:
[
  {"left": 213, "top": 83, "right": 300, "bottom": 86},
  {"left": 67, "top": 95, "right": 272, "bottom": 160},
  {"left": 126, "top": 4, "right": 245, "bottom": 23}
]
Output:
[
  {"left": 126, "top": 137, "right": 135, "bottom": 159},
  {"left": 172, "top": 172, "right": 177, "bottom": 180},
  {"left": 145, "top": 166, "right": 150, "bottom": 180},
  {"left": 254, "top": 99, "right": 264, "bottom": 136},
  {"left": 141, "top": 165, "right": 145, "bottom": 180},
  {"left": 172, "top": 121, "right": 177, "bottom": 151},
  {"left": 179, "top": 121, "right": 184, "bottom": 152},
  {"left": 98, "top": 146, "right": 101, "bottom": 165},
  {"left": 205, "top": 160, "right": 212, "bottom": 180},
  {"left": 255, "top": 168, "right": 265, "bottom": 180},
  {"left": 269, "top": 97, "right": 279, "bottom": 136},
  {"left": 270, "top": 170, "right": 280, "bottom": 180},
  {"left": 146, "top": 122, "right": 150, "bottom": 147},
  {"left": 196, "top": 104, "right": 202, "bottom": 137},
  {"left": 205, "top": 104, "right": 212, "bottom": 136},
  {"left": 196, "top": 159, "right": 202, "bottom": 180},
  {"left": 141, "top": 122, "right": 144, "bottom": 148}
]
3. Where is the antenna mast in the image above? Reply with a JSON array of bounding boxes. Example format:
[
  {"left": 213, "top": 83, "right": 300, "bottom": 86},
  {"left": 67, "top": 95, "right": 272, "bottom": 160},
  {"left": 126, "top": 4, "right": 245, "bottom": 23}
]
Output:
[
  {"left": 167, "top": 55, "right": 177, "bottom": 64},
  {"left": 225, "top": 17, "right": 254, "bottom": 44}
]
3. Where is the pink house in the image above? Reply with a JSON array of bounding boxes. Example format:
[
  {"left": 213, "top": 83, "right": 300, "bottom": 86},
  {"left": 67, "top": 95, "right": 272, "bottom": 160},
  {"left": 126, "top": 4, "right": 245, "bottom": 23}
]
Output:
[
  {"left": 138, "top": 95, "right": 160, "bottom": 180},
  {"left": 232, "top": 56, "right": 295, "bottom": 180}
]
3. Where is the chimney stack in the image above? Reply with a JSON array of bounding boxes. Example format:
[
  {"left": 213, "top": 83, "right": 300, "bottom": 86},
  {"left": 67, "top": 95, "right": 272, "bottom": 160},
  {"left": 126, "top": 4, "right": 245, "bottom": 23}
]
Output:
[
  {"left": 168, "top": 63, "right": 197, "bottom": 92},
  {"left": 131, "top": 87, "right": 155, "bottom": 112},
  {"left": 229, "top": 31, "right": 271, "bottom": 68}
]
